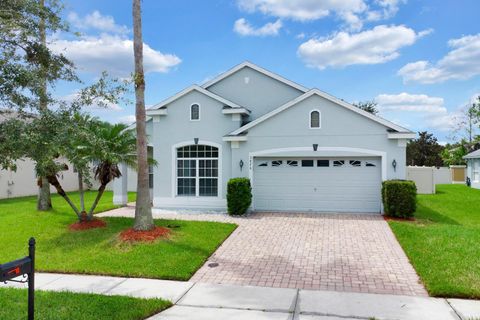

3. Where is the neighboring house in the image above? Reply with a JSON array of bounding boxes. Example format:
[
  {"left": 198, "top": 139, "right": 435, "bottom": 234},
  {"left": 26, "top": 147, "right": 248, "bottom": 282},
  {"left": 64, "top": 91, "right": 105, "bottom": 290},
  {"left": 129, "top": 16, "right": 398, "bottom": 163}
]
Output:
[
  {"left": 0, "top": 158, "right": 80, "bottom": 199},
  {"left": 464, "top": 150, "right": 480, "bottom": 189},
  {"left": 0, "top": 111, "right": 83, "bottom": 199},
  {"left": 113, "top": 62, "right": 415, "bottom": 213}
]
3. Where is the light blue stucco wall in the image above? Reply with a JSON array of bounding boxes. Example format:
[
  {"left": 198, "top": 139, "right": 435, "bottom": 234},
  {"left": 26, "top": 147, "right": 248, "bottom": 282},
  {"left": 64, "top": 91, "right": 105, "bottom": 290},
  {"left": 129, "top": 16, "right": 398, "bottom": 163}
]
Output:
[
  {"left": 146, "top": 91, "right": 407, "bottom": 210},
  {"left": 230, "top": 94, "right": 406, "bottom": 181},
  {"left": 206, "top": 66, "right": 305, "bottom": 119},
  {"left": 149, "top": 90, "right": 241, "bottom": 208}
]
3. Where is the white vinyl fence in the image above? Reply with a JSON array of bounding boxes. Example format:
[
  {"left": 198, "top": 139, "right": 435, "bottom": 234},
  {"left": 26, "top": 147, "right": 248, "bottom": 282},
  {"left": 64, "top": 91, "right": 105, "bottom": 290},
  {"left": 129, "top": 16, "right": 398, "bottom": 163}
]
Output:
[{"left": 406, "top": 166, "right": 464, "bottom": 194}]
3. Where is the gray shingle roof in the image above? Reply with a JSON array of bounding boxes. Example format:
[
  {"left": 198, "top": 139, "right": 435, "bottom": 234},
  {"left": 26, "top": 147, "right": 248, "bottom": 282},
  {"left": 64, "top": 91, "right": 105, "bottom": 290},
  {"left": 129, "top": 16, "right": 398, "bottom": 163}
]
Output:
[{"left": 464, "top": 149, "right": 480, "bottom": 159}]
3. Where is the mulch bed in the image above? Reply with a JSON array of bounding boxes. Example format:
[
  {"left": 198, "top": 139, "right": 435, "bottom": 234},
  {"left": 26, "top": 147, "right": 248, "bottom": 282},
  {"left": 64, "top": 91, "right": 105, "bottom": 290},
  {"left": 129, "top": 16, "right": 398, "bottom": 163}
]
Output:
[
  {"left": 383, "top": 216, "right": 415, "bottom": 222},
  {"left": 119, "top": 226, "right": 171, "bottom": 242},
  {"left": 69, "top": 219, "right": 107, "bottom": 231}
]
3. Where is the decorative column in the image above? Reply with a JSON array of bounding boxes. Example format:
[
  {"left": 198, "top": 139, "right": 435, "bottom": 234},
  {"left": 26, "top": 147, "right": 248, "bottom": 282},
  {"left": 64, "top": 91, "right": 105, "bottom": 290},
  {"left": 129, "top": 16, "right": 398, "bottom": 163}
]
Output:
[{"left": 113, "top": 162, "right": 128, "bottom": 206}]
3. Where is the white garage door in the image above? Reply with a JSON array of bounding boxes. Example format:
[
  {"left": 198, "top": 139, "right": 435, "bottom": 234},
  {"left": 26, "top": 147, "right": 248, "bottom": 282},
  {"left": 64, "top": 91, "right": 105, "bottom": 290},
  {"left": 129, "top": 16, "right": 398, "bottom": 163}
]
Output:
[{"left": 253, "top": 157, "right": 382, "bottom": 213}]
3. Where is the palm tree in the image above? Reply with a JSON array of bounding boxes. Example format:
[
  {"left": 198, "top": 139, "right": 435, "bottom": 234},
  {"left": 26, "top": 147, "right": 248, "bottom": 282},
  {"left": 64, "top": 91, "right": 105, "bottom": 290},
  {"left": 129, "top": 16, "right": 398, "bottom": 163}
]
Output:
[
  {"left": 62, "top": 113, "right": 101, "bottom": 217},
  {"left": 132, "top": 0, "right": 154, "bottom": 231},
  {"left": 50, "top": 118, "right": 139, "bottom": 222},
  {"left": 85, "top": 122, "right": 138, "bottom": 220}
]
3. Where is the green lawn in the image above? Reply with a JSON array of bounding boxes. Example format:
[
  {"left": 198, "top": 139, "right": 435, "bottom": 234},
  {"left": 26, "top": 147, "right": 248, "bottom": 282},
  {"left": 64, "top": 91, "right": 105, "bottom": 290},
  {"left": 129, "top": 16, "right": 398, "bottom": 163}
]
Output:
[
  {"left": 389, "top": 184, "right": 480, "bottom": 298},
  {"left": 0, "top": 191, "right": 236, "bottom": 280},
  {"left": 0, "top": 288, "right": 171, "bottom": 320}
]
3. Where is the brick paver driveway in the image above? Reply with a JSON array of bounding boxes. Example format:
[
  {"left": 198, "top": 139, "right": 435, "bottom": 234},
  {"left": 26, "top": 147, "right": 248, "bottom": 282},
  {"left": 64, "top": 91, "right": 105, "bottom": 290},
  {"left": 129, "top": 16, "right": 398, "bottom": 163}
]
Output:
[{"left": 100, "top": 208, "right": 426, "bottom": 296}]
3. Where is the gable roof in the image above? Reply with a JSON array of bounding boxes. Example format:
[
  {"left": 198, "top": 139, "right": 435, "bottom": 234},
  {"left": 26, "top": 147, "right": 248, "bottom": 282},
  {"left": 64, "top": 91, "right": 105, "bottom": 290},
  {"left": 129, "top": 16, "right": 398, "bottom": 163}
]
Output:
[
  {"left": 201, "top": 61, "right": 309, "bottom": 93},
  {"left": 147, "top": 85, "right": 250, "bottom": 114},
  {"left": 228, "top": 89, "right": 413, "bottom": 136},
  {"left": 464, "top": 149, "right": 480, "bottom": 159}
]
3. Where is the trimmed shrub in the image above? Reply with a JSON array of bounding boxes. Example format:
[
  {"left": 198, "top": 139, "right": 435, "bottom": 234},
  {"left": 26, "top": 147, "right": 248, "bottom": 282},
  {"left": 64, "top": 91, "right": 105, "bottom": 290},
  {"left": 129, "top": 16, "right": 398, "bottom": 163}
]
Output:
[
  {"left": 227, "top": 178, "right": 252, "bottom": 216},
  {"left": 381, "top": 180, "right": 417, "bottom": 218}
]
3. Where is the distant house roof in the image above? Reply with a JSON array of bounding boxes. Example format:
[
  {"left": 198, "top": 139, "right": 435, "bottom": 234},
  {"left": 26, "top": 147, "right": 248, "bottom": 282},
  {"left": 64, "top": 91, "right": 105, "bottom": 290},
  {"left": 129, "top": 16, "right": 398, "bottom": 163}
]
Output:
[
  {"left": 464, "top": 149, "right": 480, "bottom": 159},
  {"left": 0, "top": 111, "right": 18, "bottom": 123},
  {"left": 0, "top": 110, "right": 35, "bottom": 124}
]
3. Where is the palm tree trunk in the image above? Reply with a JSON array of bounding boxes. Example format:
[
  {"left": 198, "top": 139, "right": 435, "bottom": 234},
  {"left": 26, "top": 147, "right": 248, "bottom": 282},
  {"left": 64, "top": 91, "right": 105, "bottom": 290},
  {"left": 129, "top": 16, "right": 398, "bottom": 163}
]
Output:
[
  {"left": 36, "top": 0, "right": 52, "bottom": 211},
  {"left": 78, "top": 171, "right": 86, "bottom": 214},
  {"left": 46, "top": 175, "right": 81, "bottom": 220},
  {"left": 132, "top": 0, "right": 154, "bottom": 231},
  {"left": 87, "top": 184, "right": 106, "bottom": 219}
]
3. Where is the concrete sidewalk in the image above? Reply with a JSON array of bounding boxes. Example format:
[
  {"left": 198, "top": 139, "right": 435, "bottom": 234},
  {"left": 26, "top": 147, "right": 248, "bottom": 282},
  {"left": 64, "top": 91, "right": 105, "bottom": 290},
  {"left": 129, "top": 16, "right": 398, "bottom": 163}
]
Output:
[{"left": 3, "top": 273, "right": 480, "bottom": 320}]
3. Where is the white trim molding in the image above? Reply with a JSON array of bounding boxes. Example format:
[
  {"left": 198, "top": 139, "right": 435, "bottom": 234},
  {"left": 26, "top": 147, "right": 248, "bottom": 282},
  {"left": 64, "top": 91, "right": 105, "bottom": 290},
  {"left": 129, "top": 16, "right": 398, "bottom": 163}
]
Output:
[
  {"left": 202, "top": 61, "right": 309, "bottom": 93},
  {"left": 190, "top": 103, "right": 201, "bottom": 121},
  {"left": 222, "top": 108, "right": 250, "bottom": 115},
  {"left": 147, "top": 85, "right": 248, "bottom": 112},
  {"left": 309, "top": 109, "right": 321, "bottom": 129},
  {"left": 170, "top": 140, "right": 223, "bottom": 202},
  {"left": 223, "top": 135, "right": 248, "bottom": 142},
  {"left": 388, "top": 132, "right": 416, "bottom": 139},
  {"left": 147, "top": 109, "right": 167, "bottom": 116}
]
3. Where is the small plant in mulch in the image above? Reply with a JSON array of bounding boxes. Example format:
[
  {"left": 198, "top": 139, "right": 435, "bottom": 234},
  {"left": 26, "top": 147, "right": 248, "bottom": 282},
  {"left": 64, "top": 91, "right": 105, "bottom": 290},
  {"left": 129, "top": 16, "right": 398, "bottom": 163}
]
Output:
[
  {"left": 69, "top": 218, "right": 107, "bottom": 231},
  {"left": 119, "top": 226, "right": 171, "bottom": 243},
  {"left": 69, "top": 212, "right": 107, "bottom": 231}
]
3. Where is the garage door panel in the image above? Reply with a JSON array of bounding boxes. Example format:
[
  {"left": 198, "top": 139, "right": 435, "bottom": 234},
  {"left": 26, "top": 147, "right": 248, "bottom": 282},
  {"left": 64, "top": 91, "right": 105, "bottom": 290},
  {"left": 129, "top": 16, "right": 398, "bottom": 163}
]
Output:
[
  {"left": 255, "top": 199, "right": 380, "bottom": 213},
  {"left": 254, "top": 187, "right": 380, "bottom": 198},
  {"left": 253, "top": 157, "right": 381, "bottom": 213}
]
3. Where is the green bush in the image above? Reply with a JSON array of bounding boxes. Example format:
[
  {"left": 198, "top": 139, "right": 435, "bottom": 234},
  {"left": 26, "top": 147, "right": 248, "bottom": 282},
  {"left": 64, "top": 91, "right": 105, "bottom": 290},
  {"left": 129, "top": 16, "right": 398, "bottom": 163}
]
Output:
[
  {"left": 227, "top": 178, "right": 252, "bottom": 216},
  {"left": 382, "top": 180, "right": 417, "bottom": 218}
]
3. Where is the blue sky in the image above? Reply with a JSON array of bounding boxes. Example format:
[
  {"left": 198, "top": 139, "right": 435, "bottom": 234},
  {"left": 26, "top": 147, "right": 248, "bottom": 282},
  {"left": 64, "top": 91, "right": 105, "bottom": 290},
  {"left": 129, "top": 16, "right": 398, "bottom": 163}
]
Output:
[{"left": 53, "top": 0, "right": 480, "bottom": 143}]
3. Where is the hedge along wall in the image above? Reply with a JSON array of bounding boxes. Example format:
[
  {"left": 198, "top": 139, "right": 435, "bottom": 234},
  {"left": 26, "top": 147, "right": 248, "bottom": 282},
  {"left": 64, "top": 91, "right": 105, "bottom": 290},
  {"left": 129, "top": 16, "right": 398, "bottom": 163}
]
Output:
[
  {"left": 382, "top": 180, "right": 417, "bottom": 218},
  {"left": 227, "top": 178, "right": 252, "bottom": 216}
]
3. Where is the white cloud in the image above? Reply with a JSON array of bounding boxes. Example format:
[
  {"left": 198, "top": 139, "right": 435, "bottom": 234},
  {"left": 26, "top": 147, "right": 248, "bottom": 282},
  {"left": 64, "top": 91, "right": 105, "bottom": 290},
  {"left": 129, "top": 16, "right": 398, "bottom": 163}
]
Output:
[
  {"left": 68, "top": 11, "right": 130, "bottom": 35},
  {"left": 469, "top": 93, "right": 480, "bottom": 104},
  {"left": 297, "top": 25, "right": 429, "bottom": 69},
  {"left": 237, "top": 0, "right": 366, "bottom": 21},
  {"left": 398, "top": 33, "right": 480, "bottom": 84},
  {"left": 296, "top": 32, "right": 306, "bottom": 39},
  {"left": 236, "top": 0, "right": 406, "bottom": 31},
  {"left": 50, "top": 34, "right": 181, "bottom": 76},
  {"left": 233, "top": 18, "right": 282, "bottom": 36},
  {"left": 366, "top": 0, "right": 406, "bottom": 21},
  {"left": 51, "top": 11, "right": 181, "bottom": 76},
  {"left": 375, "top": 92, "right": 457, "bottom": 132},
  {"left": 117, "top": 115, "right": 136, "bottom": 124},
  {"left": 376, "top": 93, "right": 446, "bottom": 113}
]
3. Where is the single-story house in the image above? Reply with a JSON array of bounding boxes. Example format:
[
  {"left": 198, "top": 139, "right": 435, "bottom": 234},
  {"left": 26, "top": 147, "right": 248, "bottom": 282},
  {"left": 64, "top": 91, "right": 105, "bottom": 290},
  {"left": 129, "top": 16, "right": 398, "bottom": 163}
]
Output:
[
  {"left": 464, "top": 149, "right": 480, "bottom": 188},
  {"left": 113, "top": 62, "right": 415, "bottom": 213}
]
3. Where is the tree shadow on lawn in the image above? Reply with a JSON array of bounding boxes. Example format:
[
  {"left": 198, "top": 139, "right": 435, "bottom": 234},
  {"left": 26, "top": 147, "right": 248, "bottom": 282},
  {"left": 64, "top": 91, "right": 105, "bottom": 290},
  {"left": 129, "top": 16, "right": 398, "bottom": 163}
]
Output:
[
  {"left": 47, "top": 217, "right": 216, "bottom": 254},
  {"left": 39, "top": 217, "right": 229, "bottom": 278},
  {"left": 415, "top": 204, "right": 460, "bottom": 226}
]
